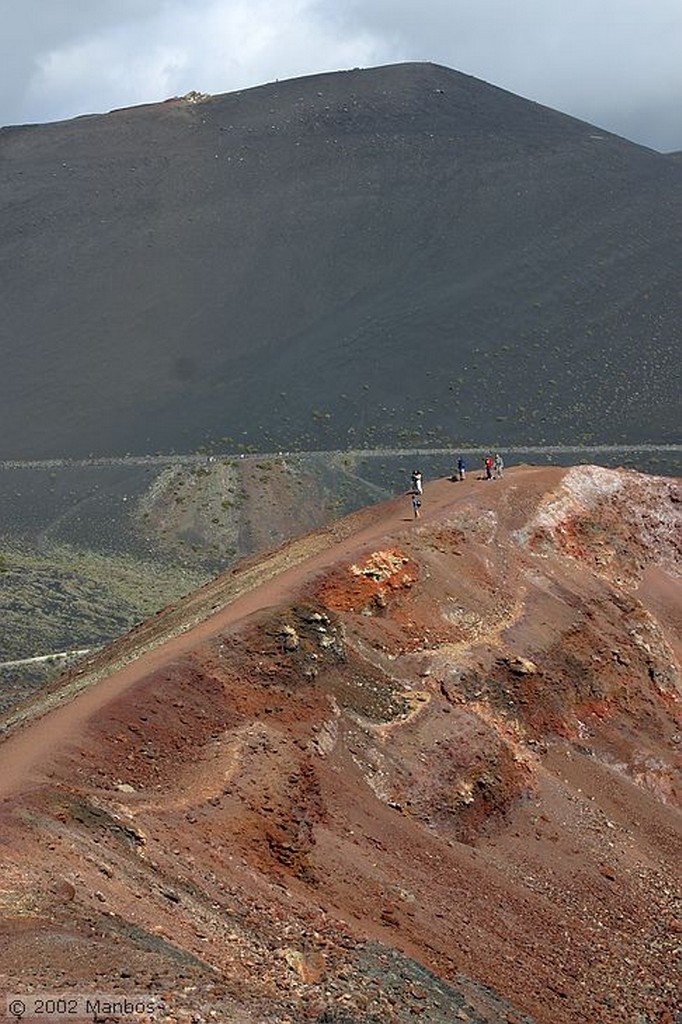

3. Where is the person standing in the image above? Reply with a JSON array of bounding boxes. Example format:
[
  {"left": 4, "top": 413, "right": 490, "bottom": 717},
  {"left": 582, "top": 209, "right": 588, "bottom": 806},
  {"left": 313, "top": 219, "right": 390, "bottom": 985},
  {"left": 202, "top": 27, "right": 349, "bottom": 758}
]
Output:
[
  {"left": 457, "top": 456, "right": 466, "bottom": 481},
  {"left": 411, "top": 469, "right": 423, "bottom": 494},
  {"left": 411, "top": 491, "right": 422, "bottom": 518},
  {"left": 484, "top": 454, "right": 493, "bottom": 480},
  {"left": 493, "top": 453, "right": 504, "bottom": 478}
]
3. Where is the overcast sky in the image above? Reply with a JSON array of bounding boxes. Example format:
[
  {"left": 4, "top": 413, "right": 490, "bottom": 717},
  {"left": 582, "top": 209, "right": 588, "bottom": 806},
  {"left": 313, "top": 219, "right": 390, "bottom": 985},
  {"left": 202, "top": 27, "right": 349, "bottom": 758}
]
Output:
[{"left": 3, "top": 0, "right": 681, "bottom": 151}]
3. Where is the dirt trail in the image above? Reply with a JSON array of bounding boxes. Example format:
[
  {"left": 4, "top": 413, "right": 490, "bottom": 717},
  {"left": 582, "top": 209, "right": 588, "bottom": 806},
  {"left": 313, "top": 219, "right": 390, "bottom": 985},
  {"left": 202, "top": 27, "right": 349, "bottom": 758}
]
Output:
[{"left": 0, "top": 468, "right": 517, "bottom": 801}]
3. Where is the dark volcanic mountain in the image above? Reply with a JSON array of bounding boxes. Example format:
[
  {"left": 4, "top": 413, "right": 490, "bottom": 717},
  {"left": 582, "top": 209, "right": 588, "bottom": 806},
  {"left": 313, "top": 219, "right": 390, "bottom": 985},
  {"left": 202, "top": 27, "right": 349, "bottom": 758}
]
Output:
[{"left": 1, "top": 62, "right": 680, "bottom": 458}]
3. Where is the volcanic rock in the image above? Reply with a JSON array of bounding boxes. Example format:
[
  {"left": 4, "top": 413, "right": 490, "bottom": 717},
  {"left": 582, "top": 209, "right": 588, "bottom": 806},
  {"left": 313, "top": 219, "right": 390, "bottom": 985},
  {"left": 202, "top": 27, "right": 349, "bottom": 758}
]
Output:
[{"left": 0, "top": 465, "right": 679, "bottom": 1023}]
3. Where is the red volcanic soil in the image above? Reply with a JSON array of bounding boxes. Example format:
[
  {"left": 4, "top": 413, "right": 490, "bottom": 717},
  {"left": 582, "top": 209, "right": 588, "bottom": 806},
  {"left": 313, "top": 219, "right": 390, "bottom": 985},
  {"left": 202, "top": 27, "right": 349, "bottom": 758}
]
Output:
[{"left": 0, "top": 466, "right": 680, "bottom": 1024}]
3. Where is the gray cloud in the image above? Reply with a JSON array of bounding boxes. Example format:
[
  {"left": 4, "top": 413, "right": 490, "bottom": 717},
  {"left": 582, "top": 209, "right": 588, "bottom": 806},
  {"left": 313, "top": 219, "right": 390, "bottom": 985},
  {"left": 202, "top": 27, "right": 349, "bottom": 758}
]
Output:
[{"left": 1, "top": 0, "right": 680, "bottom": 151}]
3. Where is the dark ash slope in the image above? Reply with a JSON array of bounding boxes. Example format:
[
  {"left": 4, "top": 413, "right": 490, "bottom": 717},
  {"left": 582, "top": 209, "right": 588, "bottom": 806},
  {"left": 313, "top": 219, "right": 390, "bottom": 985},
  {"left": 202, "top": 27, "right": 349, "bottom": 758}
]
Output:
[{"left": 1, "top": 62, "right": 680, "bottom": 458}]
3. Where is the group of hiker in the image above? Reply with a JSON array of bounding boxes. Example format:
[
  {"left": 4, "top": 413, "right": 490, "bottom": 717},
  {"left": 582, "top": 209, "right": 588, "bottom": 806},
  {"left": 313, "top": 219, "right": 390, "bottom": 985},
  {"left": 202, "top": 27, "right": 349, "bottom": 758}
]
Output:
[
  {"left": 408, "top": 453, "right": 505, "bottom": 517},
  {"left": 483, "top": 452, "right": 504, "bottom": 480},
  {"left": 455, "top": 452, "right": 504, "bottom": 481}
]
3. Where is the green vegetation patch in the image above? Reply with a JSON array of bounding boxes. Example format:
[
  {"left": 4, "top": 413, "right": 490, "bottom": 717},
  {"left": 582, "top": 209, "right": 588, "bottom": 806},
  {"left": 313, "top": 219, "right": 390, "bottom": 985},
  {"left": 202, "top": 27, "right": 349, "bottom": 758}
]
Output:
[{"left": 0, "top": 539, "right": 207, "bottom": 664}]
